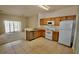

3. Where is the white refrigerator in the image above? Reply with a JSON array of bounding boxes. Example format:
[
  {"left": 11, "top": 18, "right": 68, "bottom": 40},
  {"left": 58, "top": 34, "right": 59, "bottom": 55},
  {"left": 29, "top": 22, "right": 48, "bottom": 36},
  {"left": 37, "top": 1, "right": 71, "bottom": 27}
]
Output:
[{"left": 58, "top": 20, "right": 75, "bottom": 47}]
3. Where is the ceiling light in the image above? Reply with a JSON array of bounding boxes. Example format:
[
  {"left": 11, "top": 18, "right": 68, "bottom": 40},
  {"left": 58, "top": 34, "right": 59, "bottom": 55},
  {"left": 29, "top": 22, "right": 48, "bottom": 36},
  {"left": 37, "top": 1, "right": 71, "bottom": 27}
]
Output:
[{"left": 38, "top": 5, "right": 50, "bottom": 11}]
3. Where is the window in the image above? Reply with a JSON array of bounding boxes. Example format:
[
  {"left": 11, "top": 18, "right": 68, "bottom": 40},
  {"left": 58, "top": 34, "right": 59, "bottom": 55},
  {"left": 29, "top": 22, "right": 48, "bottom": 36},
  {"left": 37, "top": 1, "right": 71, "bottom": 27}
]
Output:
[{"left": 4, "top": 20, "right": 21, "bottom": 33}]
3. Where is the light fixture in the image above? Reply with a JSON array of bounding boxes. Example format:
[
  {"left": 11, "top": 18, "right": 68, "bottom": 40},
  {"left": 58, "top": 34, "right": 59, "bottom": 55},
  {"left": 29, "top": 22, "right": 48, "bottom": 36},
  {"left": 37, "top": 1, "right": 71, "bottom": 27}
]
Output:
[{"left": 38, "top": 5, "right": 50, "bottom": 11}]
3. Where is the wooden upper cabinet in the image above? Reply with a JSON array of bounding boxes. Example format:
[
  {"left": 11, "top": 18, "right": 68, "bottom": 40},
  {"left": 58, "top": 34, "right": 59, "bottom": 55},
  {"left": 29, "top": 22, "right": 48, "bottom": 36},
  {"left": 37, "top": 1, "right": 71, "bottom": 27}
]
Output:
[
  {"left": 66, "top": 15, "right": 76, "bottom": 20},
  {"left": 50, "top": 18, "right": 55, "bottom": 22},
  {"left": 40, "top": 19, "right": 44, "bottom": 25},
  {"left": 40, "top": 15, "right": 76, "bottom": 25},
  {"left": 54, "top": 17, "right": 61, "bottom": 26},
  {"left": 43, "top": 19, "right": 48, "bottom": 25},
  {"left": 40, "top": 18, "right": 51, "bottom": 25},
  {"left": 60, "top": 16, "right": 66, "bottom": 21},
  {"left": 60, "top": 15, "right": 76, "bottom": 21}
]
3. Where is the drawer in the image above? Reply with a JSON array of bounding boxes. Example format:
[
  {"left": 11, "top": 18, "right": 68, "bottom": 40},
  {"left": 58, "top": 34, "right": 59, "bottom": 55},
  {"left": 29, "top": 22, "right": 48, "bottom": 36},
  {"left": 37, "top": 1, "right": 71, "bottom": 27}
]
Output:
[
  {"left": 45, "top": 31, "right": 53, "bottom": 35},
  {"left": 45, "top": 35, "right": 52, "bottom": 40},
  {"left": 45, "top": 33, "right": 53, "bottom": 37}
]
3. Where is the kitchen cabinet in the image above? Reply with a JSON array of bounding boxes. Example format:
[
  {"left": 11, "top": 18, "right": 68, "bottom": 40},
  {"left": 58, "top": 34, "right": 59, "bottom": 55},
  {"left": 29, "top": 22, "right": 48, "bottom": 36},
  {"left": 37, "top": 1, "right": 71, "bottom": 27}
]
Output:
[
  {"left": 34, "top": 31, "right": 38, "bottom": 38},
  {"left": 40, "top": 18, "right": 52, "bottom": 25},
  {"left": 43, "top": 19, "right": 48, "bottom": 25},
  {"left": 51, "top": 18, "right": 55, "bottom": 21},
  {"left": 26, "top": 31, "right": 35, "bottom": 41},
  {"left": 60, "top": 16, "right": 66, "bottom": 21},
  {"left": 40, "top": 19, "right": 44, "bottom": 25},
  {"left": 53, "top": 31, "right": 59, "bottom": 42},
  {"left": 66, "top": 15, "right": 76, "bottom": 20},
  {"left": 40, "top": 15, "right": 76, "bottom": 26},
  {"left": 39, "top": 30, "right": 45, "bottom": 37},
  {"left": 34, "top": 30, "right": 45, "bottom": 38},
  {"left": 37, "top": 30, "right": 42, "bottom": 37},
  {"left": 60, "top": 15, "right": 76, "bottom": 21},
  {"left": 26, "top": 29, "right": 45, "bottom": 41},
  {"left": 54, "top": 17, "right": 61, "bottom": 26}
]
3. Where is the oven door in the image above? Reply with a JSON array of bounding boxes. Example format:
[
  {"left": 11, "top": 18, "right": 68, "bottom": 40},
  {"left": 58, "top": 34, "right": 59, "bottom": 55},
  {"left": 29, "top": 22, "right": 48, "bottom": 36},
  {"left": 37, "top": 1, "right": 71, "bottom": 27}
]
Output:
[{"left": 45, "top": 29, "right": 53, "bottom": 40}]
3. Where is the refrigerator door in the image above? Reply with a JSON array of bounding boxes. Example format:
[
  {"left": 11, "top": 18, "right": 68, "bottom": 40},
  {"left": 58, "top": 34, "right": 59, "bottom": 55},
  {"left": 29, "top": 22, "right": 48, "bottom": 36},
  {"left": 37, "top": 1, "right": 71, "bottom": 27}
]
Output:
[
  {"left": 58, "top": 20, "right": 74, "bottom": 46},
  {"left": 60, "top": 20, "right": 73, "bottom": 30},
  {"left": 58, "top": 30, "right": 72, "bottom": 46}
]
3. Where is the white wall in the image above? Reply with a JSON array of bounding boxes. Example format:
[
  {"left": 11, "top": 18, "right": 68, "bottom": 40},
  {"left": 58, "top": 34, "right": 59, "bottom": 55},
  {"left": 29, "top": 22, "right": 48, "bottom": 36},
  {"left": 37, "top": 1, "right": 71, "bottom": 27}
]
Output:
[
  {"left": 74, "top": 6, "right": 79, "bottom": 53},
  {"left": 28, "top": 15, "right": 38, "bottom": 28}
]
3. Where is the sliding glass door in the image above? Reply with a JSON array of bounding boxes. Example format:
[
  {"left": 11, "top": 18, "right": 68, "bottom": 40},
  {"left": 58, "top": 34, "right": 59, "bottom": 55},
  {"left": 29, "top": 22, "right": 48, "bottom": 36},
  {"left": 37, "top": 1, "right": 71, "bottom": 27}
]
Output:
[{"left": 4, "top": 20, "right": 21, "bottom": 33}]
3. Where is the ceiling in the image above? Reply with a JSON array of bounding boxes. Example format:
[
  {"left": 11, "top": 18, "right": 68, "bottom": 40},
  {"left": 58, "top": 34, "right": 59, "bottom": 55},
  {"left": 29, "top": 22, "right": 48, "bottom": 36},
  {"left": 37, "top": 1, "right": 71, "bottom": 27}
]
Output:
[{"left": 0, "top": 5, "right": 74, "bottom": 17}]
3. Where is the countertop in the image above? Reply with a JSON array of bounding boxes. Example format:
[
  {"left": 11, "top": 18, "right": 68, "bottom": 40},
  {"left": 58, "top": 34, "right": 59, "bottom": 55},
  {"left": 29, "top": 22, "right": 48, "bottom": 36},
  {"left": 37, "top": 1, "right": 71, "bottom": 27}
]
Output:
[
  {"left": 24, "top": 26, "right": 59, "bottom": 32},
  {"left": 24, "top": 27, "right": 45, "bottom": 32},
  {"left": 44, "top": 25, "right": 59, "bottom": 32}
]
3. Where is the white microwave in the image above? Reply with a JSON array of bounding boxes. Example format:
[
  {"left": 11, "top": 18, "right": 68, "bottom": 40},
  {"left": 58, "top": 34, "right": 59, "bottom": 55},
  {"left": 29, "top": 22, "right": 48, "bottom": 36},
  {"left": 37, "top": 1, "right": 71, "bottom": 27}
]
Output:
[{"left": 47, "top": 21, "right": 54, "bottom": 25}]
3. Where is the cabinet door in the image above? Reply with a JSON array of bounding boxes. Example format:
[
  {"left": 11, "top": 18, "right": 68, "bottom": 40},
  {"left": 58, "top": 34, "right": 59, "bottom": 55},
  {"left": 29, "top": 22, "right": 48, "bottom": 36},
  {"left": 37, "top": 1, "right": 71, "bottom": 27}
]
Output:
[
  {"left": 53, "top": 32, "right": 59, "bottom": 42},
  {"left": 43, "top": 19, "right": 48, "bottom": 25},
  {"left": 38, "top": 30, "right": 45, "bottom": 37},
  {"left": 40, "top": 19, "right": 44, "bottom": 25},
  {"left": 40, "top": 18, "right": 51, "bottom": 25},
  {"left": 43, "top": 18, "right": 51, "bottom": 25},
  {"left": 34, "top": 31, "right": 38, "bottom": 38},
  {"left": 60, "top": 16, "right": 66, "bottom": 21},
  {"left": 42, "top": 30, "right": 45, "bottom": 37},
  {"left": 54, "top": 17, "right": 61, "bottom": 26},
  {"left": 66, "top": 15, "right": 76, "bottom": 20},
  {"left": 26, "top": 31, "right": 34, "bottom": 40},
  {"left": 38, "top": 31, "right": 42, "bottom": 37},
  {"left": 40, "top": 19, "right": 47, "bottom": 25}
]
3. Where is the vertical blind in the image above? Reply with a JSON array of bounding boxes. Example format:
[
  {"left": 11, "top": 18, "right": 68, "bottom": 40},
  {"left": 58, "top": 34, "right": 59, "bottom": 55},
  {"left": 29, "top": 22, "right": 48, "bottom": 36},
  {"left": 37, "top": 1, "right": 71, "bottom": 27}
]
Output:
[{"left": 4, "top": 20, "right": 21, "bottom": 33}]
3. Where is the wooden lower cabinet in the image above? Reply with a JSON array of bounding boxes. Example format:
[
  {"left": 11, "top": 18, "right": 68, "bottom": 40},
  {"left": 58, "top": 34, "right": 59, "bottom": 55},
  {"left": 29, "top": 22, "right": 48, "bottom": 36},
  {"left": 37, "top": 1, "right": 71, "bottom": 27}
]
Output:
[
  {"left": 34, "top": 30, "right": 45, "bottom": 38},
  {"left": 53, "top": 31, "right": 59, "bottom": 42},
  {"left": 26, "top": 30, "right": 45, "bottom": 41},
  {"left": 38, "top": 30, "right": 45, "bottom": 37},
  {"left": 34, "top": 31, "right": 38, "bottom": 38},
  {"left": 26, "top": 31, "right": 35, "bottom": 41}
]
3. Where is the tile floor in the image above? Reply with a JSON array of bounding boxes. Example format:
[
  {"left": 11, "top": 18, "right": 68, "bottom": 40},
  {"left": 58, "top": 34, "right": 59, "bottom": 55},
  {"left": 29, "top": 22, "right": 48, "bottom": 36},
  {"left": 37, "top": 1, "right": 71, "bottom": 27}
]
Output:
[{"left": 0, "top": 37, "right": 73, "bottom": 54}]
